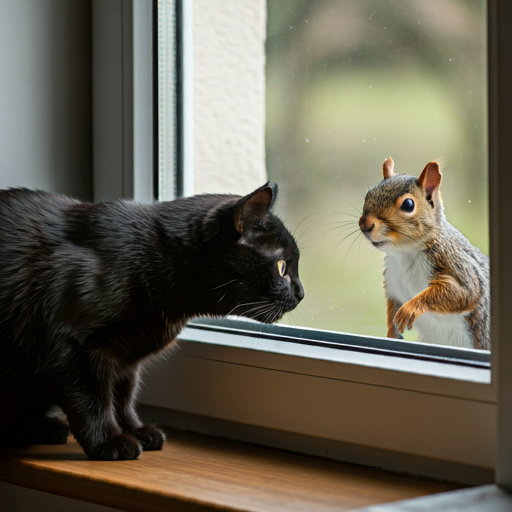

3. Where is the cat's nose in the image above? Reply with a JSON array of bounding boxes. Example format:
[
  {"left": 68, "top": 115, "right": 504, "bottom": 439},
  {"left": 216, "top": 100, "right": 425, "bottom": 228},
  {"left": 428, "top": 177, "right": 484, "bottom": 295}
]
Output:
[{"left": 294, "top": 281, "right": 305, "bottom": 302}]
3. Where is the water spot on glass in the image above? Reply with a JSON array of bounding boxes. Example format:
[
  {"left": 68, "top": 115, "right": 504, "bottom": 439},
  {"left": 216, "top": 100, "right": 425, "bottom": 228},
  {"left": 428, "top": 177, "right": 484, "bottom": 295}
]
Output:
[{"left": 306, "top": 138, "right": 309, "bottom": 142}]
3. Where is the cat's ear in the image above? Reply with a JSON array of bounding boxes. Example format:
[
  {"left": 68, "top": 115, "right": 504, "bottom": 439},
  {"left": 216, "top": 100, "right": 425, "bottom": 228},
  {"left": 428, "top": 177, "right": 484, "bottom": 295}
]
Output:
[{"left": 233, "top": 183, "right": 277, "bottom": 234}]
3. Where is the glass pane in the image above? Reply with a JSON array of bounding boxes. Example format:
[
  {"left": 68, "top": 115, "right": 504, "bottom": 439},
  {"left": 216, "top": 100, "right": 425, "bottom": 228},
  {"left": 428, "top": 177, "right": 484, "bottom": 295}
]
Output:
[{"left": 266, "top": 0, "right": 488, "bottom": 347}]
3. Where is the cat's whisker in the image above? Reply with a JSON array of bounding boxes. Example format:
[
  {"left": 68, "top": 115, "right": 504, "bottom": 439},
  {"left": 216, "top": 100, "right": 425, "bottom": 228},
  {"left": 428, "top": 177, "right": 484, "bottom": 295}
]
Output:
[
  {"left": 295, "top": 213, "right": 333, "bottom": 247},
  {"left": 251, "top": 304, "right": 274, "bottom": 323},
  {"left": 292, "top": 211, "right": 325, "bottom": 238},
  {"left": 297, "top": 304, "right": 307, "bottom": 320},
  {"left": 238, "top": 302, "right": 275, "bottom": 319},
  {"left": 211, "top": 279, "right": 237, "bottom": 290},
  {"left": 296, "top": 223, "right": 324, "bottom": 246},
  {"left": 268, "top": 305, "right": 284, "bottom": 324},
  {"left": 298, "top": 246, "right": 318, "bottom": 254},
  {"left": 225, "top": 300, "right": 268, "bottom": 317},
  {"left": 243, "top": 303, "right": 272, "bottom": 316},
  {"left": 216, "top": 292, "right": 228, "bottom": 304},
  {"left": 299, "top": 237, "right": 324, "bottom": 250},
  {"left": 259, "top": 309, "right": 272, "bottom": 324}
]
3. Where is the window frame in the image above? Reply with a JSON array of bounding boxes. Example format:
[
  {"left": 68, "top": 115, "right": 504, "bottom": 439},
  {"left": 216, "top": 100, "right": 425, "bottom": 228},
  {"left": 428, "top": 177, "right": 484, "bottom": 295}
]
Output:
[{"left": 93, "top": 0, "right": 512, "bottom": 486}]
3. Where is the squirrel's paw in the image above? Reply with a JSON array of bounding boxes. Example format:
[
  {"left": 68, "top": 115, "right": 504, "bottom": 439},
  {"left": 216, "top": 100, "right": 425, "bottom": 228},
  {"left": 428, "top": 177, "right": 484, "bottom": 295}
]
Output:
[
  {"left": 386, "top": 326, "right": 403, "bottom": 339},
  {"left": 394, "top": 303, "right": 420, "bottom": 333}
]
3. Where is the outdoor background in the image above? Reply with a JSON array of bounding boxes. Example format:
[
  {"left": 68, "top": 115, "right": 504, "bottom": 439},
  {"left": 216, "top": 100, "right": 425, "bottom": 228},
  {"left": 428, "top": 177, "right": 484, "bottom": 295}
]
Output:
[{"left": 265, "top": 0, "right": 488, "bottom": 342}]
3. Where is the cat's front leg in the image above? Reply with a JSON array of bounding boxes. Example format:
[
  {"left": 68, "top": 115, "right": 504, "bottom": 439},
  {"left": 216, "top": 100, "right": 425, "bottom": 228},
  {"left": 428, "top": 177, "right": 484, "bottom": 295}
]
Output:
[
  {"left": 115, "top": 366, "right": 165, "bottom": 451},
  {"left": 61, "top": 362, "right": 142, "bottom": 461}
]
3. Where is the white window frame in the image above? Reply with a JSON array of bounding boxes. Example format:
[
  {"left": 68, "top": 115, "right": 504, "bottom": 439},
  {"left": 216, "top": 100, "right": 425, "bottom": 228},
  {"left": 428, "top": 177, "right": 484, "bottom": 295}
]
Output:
[{"left": 93, "top": 0, "right": 512, "bottom": 487}]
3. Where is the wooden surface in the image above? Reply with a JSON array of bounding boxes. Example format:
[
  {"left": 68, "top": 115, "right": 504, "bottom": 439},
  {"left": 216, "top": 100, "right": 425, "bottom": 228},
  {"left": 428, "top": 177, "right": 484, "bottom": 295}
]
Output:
[{"left": 0, "top": 429, "right": 463, "bottom": 512}]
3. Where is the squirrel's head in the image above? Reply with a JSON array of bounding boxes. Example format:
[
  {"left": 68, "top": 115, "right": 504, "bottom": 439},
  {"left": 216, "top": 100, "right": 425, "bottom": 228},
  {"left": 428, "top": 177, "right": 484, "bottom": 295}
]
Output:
[{"left": 359, "top": 157, "right": 444, "bottom": 252}]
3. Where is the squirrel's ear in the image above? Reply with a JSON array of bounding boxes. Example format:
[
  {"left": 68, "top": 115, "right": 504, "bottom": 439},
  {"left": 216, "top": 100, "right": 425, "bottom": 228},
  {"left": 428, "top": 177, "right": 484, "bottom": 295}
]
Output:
[
  {"left": 417, "top": 162, "right": 442, "bottom": 199},
  {"left": 383, "top": 157, "right": 395, "bottom": 180}
]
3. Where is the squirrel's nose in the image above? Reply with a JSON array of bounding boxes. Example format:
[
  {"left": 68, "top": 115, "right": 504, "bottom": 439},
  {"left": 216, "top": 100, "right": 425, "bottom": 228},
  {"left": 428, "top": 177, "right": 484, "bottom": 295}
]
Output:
[{"left": 359, "top": 215, "right": 375, "bottom": 233}]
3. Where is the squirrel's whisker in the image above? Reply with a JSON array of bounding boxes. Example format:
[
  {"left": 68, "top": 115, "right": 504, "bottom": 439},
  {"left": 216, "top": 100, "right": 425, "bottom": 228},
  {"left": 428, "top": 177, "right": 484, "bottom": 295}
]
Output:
[
  {"left": 343, "top": 231, "right": 363, "bottom": 266},
  {"left": 329, "top": 210, "right": 361, "bottom": 219},
  {"left": 332, "top": 228, "right": 360, "bottom": 254}
]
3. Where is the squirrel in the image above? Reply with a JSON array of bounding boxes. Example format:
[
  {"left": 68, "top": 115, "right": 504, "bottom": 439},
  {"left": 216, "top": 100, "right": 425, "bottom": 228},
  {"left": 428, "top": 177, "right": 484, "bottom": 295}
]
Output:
[{"left": 358, "top": 157, "right": 490, "bottom": 350}]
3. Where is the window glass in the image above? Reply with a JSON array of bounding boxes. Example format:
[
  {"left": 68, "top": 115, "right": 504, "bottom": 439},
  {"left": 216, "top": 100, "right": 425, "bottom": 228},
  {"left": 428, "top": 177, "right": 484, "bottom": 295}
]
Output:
[{"left": 266, "top": 0, "right": 488, "bottom": 344}]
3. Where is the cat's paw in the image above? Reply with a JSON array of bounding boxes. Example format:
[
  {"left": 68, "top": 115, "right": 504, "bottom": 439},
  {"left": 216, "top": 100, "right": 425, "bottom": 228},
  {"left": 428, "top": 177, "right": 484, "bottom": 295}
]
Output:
[
  {"left": 36, "top": 416, "right": 71, "bottom": 445},
  {"left": 18, "top": 416, "right": 70, "bottom": 446},
  {"left": 86, "top": 433, "right": 142, "bottom": 461},
  {"left": 133, "top": 424, "right": 165, "bottom": 451},
  {"left": 0, "top": 416, "right": 70, "bottom": 449}
]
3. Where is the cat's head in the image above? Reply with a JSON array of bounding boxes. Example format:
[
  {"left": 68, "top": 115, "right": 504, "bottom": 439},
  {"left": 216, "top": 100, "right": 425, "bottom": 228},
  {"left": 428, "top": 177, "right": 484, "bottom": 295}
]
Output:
[{"left": 203, "top": 184, "right": 304, "bottom": 324}]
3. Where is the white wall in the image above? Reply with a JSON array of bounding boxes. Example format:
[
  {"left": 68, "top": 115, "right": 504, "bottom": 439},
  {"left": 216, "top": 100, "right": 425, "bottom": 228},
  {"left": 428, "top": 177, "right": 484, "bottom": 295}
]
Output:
[
  {"left": 193, "top": 0, "right": 267, "bottom": 195},
  {"left": 0, "top": 0, "right": 92, "bottom": 199}
]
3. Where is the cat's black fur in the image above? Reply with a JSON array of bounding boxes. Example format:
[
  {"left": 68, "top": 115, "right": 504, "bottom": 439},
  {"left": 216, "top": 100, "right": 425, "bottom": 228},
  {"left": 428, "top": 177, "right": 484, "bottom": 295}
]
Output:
[{"left": 0, "top": 184, "right": 303, "bottom": 460}]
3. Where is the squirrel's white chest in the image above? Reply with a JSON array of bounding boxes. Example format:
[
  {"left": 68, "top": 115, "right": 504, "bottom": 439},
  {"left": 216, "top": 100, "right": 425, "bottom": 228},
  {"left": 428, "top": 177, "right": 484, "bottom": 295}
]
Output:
[
  {"left": 384, "top": 251, "right": 431, "bottom": 303},
  {"left": 384, "top": 251, "right": 472, "bottom": 348}
]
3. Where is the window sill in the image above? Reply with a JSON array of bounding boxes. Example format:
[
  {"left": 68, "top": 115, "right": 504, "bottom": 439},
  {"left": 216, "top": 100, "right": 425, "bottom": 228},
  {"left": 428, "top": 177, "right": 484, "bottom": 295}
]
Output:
[
  {"left": 0, "top": 429, "right": 462, "bottom": 512},
  {"left": 179, "top": 322, "right": 492, "bottom": 400},
  {"left": 137, "top": 325, "right": 495, "bottom": 482}
]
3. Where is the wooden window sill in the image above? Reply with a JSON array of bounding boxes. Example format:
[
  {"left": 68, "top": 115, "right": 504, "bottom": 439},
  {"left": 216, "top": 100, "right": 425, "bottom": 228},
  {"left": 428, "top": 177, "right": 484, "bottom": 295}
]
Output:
[{"left": 0, "top": 429, "right": 462, "bottom": 512}]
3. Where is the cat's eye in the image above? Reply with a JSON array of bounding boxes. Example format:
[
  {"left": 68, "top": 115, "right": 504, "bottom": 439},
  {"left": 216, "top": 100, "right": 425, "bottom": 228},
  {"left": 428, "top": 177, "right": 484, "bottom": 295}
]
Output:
[
  {"left": 401, "top": 198, "right": 415, "bottom": 213},
  {"left": 277, "top": 260, "right": 287, "bottom": 277}
]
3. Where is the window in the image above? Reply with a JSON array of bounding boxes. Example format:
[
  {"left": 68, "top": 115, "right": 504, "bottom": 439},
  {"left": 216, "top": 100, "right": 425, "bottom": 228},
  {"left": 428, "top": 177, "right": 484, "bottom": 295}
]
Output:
[
  {"left": 156, "top": 0, "right": 490, "bottom": 366},
  {"left": 265, "top": 0, "right": 488, "bottom": 345},
  {"left": 94, "top": 0, "right": 512, "bottom": 486}
]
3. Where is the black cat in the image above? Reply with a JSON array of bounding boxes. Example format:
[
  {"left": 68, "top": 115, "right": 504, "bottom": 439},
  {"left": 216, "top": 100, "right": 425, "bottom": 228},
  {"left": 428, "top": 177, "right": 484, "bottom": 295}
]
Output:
[{"left": 0, "top": 184, "right": 303, "bottom": 460}]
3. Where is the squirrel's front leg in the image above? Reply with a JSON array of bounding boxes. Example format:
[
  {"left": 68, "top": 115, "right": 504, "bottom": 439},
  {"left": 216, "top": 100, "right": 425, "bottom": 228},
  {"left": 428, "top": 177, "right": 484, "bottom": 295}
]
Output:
[
  {"left": 394, "top": 277, "right": 477, "bottom": 334},
  {"left": 386, "top": 297, "right": 403, "bottom": 339}
]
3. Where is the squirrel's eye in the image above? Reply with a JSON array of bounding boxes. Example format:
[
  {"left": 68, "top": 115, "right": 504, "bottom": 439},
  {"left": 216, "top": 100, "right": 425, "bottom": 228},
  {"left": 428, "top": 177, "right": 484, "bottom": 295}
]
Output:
[
  {"left": 401, "top": 198, "right": 415, "bottom": 213},
  {"left": 277, "top": 260, "right": 287, "bottom": 277}
]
